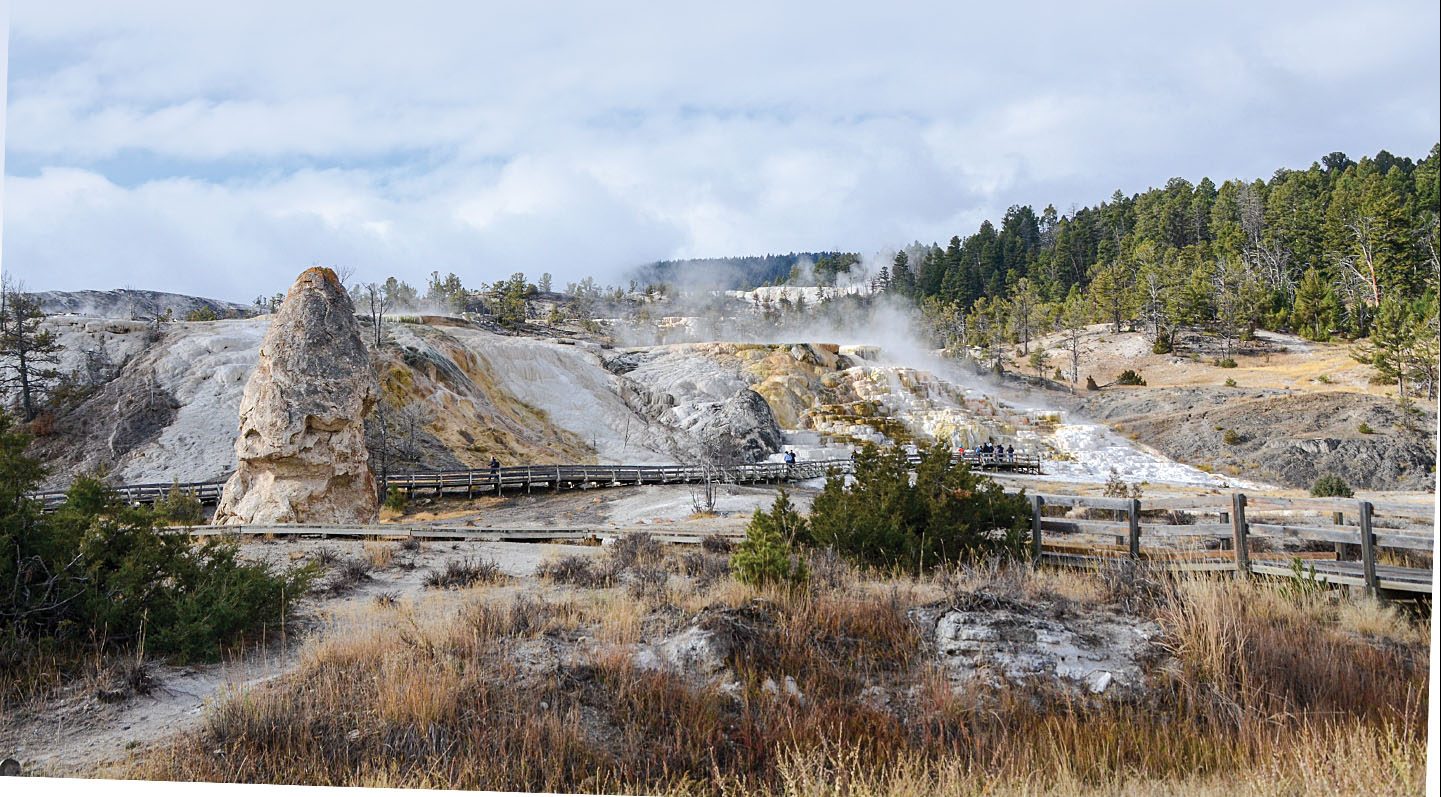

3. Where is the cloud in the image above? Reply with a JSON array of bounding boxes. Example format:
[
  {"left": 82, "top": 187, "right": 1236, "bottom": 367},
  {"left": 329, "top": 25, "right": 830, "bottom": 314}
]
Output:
[{"left": 3, "top": 1, "right": 1438, "bottom": 300}]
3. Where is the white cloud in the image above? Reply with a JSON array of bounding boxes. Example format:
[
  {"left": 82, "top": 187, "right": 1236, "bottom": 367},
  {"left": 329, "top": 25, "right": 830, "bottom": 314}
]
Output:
[{"left": 3, "top": 0, "right": 1438, "bottom": 299}]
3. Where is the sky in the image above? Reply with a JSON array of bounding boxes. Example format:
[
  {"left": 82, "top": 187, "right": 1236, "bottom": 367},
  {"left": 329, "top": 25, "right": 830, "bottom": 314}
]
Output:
[{"left": 1, "top": 1, "right": 1438, "bottom": 303}]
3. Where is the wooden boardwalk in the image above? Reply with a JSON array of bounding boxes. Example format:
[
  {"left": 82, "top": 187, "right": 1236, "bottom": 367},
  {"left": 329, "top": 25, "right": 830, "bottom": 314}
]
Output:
[
  {"left": 25, "top": 455, "right": 1431, "bottom": 598},
  {"left": 27, "top": 452, "right": 1043, "bottom": 509}
]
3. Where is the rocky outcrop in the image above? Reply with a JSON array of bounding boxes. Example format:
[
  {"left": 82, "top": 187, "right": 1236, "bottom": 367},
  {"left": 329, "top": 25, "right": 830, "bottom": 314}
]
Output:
[
  {"left": 1082, "top": 388, "right": 1437, "bottom": 490},
  {"left": 681, "top": 388, "right": 784, "bottom": 463},
  {"left": 915, "top": 592, "right": 1162, "bottom": 698},
  {"left": 213, "top": 268, "right": 378, "bottom": 525}
]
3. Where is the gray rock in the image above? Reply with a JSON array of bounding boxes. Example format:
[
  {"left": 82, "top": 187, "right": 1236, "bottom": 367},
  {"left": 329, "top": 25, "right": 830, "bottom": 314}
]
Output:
[
  {"left": 213, "top": 268, "right": 379, "bottom": 525},
  {"left": 932, "top": 605, "right": 1159, "bottom": 698},
  {"left": 683, "top": 388, "right": 784, "bottom": 464}
]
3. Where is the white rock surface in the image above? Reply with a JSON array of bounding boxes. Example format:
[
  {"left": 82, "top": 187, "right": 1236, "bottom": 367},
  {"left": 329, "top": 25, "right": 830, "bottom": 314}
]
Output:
[{"left": 933, "top": 605, "right": 1160, "bottom": 696}]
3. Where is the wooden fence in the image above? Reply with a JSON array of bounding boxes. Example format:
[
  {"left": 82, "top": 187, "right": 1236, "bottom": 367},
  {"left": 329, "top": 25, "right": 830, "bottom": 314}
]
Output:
[{"left": 1028, "top": 492, "right": 1434, "bottom": 596}]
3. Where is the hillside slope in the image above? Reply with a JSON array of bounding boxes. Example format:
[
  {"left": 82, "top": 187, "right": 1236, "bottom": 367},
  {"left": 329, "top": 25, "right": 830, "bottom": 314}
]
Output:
[{"left": 1026, "top": 326, "right": 1437, "bottom": 491}]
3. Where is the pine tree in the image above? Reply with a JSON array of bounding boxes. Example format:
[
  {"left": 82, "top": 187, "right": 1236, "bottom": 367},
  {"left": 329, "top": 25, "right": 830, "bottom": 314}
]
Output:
[
  {"left": 891, "top": 251, "right": 915, "bottom": 297},
  {"left": 1352, "top": 296, "right": 1415, "bottom": 400},
  {"left": 1291, "top": 267, "right": 1338, "bottom": 341},
  {"left": 0, "top": 280, "right": 64, "bottom": 422},
  {"left": 1009, "top": 278, "right": 1041, "bottom": 354}
]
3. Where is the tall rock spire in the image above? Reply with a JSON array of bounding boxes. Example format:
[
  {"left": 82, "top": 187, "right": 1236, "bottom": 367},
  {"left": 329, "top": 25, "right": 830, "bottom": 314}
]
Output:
[{"left": 213, "top": 267, "right": 378, "bottom": 525}]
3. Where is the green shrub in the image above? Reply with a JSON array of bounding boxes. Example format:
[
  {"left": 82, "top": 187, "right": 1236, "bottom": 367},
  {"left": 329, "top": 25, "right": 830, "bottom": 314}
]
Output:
[
  {"left": 1317, "top": 374, "right": 1333, "bottom": 384},
  {"left": 1116, "top": 369, "right": 1146, "bottom": 386},
  {"left": 154, "top": 481, "right": 207, "bottom": 526},
  {"left": 384, "top": 486, "right": 409, "bottom": 512},
  {"left": 1224, "top": 377, "right": 1237, "bottom": 387},
  {"left": 1215, "top": 357, "right": 1238, "bottom": 368},
  {"left": 1278, "top": 558, "right": 1326, "bottom": 604},
  {"left": 1, "top": 410, "right": 313, "bottom": 667},
  {"left": 1222, "top": 429, "right": 1243, "bottom": 445},
  {"left": 1151, "top": 337, "right": 1172, "bottom": 354},
  {"left": 731, "top": 491, "right": 808, "bottom": 588},
  {"left": 1357, "top": 422, "right": 1374, "bottom": 434},
  {"left": 184, "top": 307, "right": 217, "bottom": 322},
  {"left": 807, "top": 443, "right": 1028, "bottom": 571},
  {"left": 1310, "top": 474, "right": 1354, "bottom": 498}
]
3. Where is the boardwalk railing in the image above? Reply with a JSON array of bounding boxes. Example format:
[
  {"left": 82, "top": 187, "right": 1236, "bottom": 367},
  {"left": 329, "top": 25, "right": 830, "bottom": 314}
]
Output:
[
  {"left": 1029, "top": 492, "right": 1434, "bottom": 595},
  {"left": 27, "top": 452, "right": 1043, "bottom": 509}
]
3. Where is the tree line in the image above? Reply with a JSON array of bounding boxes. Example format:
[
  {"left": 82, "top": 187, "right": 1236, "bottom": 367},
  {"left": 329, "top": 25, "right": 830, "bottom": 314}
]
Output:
[{"left": 867, "top": 145, "right": 1440, "bottom": 399}]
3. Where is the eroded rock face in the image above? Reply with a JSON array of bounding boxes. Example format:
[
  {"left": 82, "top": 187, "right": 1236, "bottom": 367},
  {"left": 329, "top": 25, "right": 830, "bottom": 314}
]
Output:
[{"left": 213, "top": 268, "right": 378, "bottom": 525}]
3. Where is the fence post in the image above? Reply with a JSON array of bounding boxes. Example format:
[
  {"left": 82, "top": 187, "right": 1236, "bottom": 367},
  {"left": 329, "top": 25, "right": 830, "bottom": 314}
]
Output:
[
  {"left": 1127, "top": 499, "right": 1141, "bottom": 559},
  {"left": 1231, "top": 493, "right": 1249, "bottom": 577},
  {"left": 1358, "top": 500, "right": 1378, "bottom": 596},
  {"left": 1030, "top": 495, "right": 1045, "bottom": 568}
]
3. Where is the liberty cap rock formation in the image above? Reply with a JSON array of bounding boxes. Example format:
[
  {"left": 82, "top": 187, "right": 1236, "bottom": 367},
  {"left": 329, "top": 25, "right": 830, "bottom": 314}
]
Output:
[{"left": 213, "top": 267, "right": 380, "bottom": 525}]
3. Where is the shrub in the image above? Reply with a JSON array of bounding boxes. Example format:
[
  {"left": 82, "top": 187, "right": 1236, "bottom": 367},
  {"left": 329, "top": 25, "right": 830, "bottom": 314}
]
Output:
[
  {"left": 680, "top": 551, "right": 730, "bottom": 588},
  {"left": 1, "top": 412, "right": 313, "bottom": 666},
  {"left": 1317, "top": 374, "right": 1333, "bottom": 384},
  {"left": 184, "top": 307, "right": 217, "bottom": 322},
  {"left": 383, "top": 487, "right": 408, "bottom": 513},
  {"left": 1116, "top": 369, "right": 1146, "bottom": 386},
  {"left": 1215, "top": 357, "right": 1238, "bottom": 368},
  {"left": 1310, "top": 474, "right": 1354, "bottom": 498},
  {"left": 153, "top": 481, "right": 207, "bottom": 526},
  {"left": 423, "top": 557, "right": 504, "bottom": 589},
  {"left": 1357, "top": 422, "right": 1374, "bottom": 434},
  {"left": 627, "top": 565, "right": 670, "bottom": 602},
  {"left": 607, "top": 532, "right": 663, "bottom": 571},
  {"left": 1151, "top": 337, "right": 1172, "bottom": 354},
  {"left": 1102, "top": 467, "right": 1142, "bottom": 500},
  {"left": 537, "top": 555, "right": 616, "bottom": 588},
  {"left": 731, "top": 491, "right": 809, "bottom": 588},
  {"left": 1224, "top": 377, "right": 1237, "bottom": 387},
  {"left": 808, "top": 443, "right": 1028, "bottom": 571},
  {"left": 325, "top": 557, "right": 374, "bottom": 594},
  {"left": 1222, "top": 429, "right": 1243, "bottom": 445},
  {"left": 700, "top": 534, "right": 734, "bottom": 554}
]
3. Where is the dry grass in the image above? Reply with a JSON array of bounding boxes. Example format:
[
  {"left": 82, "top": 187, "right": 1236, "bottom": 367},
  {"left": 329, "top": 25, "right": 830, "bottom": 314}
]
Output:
[
  {"left": 124, "top": 563, "right": 1428, "bottom": 795},
  {"left": 363, "top": 540, "right": 395, "bottom": 569}
]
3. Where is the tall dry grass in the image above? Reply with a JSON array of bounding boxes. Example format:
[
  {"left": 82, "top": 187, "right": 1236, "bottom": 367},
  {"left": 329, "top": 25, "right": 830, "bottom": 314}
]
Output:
[{"left": 125, "top": 565, "right": 1428, "bottom": 795}]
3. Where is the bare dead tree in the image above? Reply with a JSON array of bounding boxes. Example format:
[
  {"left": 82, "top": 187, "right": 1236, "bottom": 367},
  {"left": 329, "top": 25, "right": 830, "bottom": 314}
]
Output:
[
  {"left": 1334, "top": 254, "right": 1374, "bottom": 332},
  {"left": 360, "top": 282, "right": 393, "bottom": 348},
  {"left": 1343, "top": 213, "right": 1384, "bottom": 306}
]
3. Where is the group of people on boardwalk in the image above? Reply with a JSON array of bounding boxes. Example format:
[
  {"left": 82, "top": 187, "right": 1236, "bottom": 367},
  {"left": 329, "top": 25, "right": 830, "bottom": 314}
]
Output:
[{"left": 958, "top": 439, "right": 1016, "bottom": 463}]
